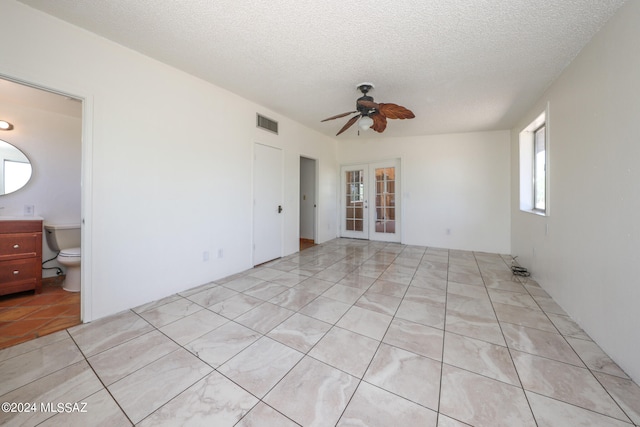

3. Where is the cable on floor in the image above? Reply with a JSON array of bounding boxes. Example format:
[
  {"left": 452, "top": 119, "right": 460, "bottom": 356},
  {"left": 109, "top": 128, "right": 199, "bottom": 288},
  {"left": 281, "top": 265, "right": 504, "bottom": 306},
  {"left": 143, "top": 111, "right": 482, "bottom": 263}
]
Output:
[{"left": 511, "top": 256, "right": 531, "bottom": 277}]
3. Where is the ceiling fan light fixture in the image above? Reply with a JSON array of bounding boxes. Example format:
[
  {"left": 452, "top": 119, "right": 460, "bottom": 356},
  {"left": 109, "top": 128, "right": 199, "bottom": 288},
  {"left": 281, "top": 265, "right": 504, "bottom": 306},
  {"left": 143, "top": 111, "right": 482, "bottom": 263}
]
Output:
[
  {"left": 358, "top": 115, "right": 374, "bottom": 130},
  {"left": 0, "top": 120, "right": 14, "bottom": 131}
]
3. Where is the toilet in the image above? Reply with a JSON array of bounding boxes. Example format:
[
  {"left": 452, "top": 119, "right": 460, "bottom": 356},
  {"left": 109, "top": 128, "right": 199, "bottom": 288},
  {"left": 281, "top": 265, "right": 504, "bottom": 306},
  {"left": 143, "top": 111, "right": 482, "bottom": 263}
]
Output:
[{"left": 44, "top": 223, "right": 81, "bottom": 292}]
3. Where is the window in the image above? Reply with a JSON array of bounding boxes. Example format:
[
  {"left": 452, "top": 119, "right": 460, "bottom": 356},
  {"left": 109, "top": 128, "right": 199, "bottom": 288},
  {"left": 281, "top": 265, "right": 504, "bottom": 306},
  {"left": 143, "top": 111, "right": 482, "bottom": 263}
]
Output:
[
  {"left": 519, "top": 110, "right": 548, "bottom": 215},
  {"left": 533, "top": 124, "right": 546, "bottom": 211},
  {"left": 3, "top": 159, "right": 31, "bottom": 194}
]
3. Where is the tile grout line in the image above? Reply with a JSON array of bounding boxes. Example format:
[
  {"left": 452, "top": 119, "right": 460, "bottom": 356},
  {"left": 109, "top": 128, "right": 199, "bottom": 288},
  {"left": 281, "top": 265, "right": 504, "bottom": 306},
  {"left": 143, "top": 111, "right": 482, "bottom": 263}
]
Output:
[
  {"left": 3, "top": 239, "right": 638, "bottom": 426},
  {"left": 434, "top": 246, "right": 450, "bottom": 426},
  {"left": 479, "top": 254, "right": 635, "bottom": 426},
  {"left": 65, "top": 326, "right": 136, "bottom": 426},
  {"left": 512, "top": 272, "right": 637, "bottom": 424},
  {"left": 476, "top": 251, "right": 540, "bottom": 427},
  {"left": 332, "top": 241, "right": 416, "bottom": 425}
]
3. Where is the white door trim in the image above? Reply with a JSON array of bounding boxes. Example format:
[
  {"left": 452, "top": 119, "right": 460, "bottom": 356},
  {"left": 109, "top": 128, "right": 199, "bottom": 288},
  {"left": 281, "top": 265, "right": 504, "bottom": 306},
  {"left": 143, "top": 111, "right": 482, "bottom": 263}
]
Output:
[{"left": 0, "top": 72, "right": 94, "bottom": 322}]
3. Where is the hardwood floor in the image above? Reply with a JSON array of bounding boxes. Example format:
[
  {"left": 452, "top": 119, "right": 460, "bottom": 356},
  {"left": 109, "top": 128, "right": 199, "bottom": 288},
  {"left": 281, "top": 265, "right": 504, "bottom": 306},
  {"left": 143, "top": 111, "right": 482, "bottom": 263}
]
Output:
[
  {"left": 300, "top": 238, "right": 316, "bottom": 251},
  {"left": 0, "top": 277, "right": 81, "bottom": 350}
]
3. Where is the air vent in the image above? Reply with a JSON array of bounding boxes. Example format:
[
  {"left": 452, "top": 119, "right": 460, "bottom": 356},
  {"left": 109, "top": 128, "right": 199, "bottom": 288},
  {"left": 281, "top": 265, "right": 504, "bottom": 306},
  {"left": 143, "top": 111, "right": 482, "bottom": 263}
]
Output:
[{"left": 256, "top": 114, "right": 278, "bottom": 134}]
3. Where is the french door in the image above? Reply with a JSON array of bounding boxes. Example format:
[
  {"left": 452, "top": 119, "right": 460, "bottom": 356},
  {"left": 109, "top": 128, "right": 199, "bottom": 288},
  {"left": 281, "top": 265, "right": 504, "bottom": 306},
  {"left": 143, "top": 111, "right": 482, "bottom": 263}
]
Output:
[{"left": 340, "top": 159, "right": 400, "bottom": 242}]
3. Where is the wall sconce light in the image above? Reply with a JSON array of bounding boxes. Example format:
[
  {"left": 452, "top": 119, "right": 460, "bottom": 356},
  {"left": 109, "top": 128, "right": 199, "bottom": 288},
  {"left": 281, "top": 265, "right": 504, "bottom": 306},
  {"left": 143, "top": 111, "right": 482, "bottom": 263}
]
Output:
[{"left": 0, "top": 120, "right": 14, "bottom": 131}]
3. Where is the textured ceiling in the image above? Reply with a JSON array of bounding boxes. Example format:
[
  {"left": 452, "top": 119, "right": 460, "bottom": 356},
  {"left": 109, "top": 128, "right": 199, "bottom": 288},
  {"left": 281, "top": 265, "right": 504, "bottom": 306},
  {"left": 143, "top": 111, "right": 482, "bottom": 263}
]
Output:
[{"left": 18, "top": 0, "right": 626, "bottom": 138}]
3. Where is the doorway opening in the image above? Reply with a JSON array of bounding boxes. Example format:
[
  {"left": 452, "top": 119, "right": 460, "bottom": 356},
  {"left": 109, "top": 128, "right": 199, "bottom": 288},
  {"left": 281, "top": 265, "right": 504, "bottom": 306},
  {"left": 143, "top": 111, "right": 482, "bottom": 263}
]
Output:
[
  {"left": 299, "top": 156, "right": 317, "bottom": 251},
  {"left": 0, "top": 76, "right": 84, "bottom": 350}
]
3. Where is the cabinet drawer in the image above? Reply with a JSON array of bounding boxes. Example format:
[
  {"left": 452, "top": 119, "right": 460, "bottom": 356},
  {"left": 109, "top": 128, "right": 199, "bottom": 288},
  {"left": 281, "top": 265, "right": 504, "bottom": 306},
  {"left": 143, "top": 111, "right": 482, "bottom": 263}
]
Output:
[
  {"left": 0, "top": 220, "right": 42, "bottom": 234},
  {"left": 0, "top": 233, "right": 39, "bottom": 259},
  {"left": 0, "top": 258, "right": 38, "bottom": 284}
]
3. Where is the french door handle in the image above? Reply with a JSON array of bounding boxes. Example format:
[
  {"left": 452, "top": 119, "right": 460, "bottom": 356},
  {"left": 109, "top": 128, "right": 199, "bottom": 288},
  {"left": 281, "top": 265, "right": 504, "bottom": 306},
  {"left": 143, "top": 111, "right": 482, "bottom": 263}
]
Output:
[{"left": 278, "top": 205, "right": 283, "bottom": 213}]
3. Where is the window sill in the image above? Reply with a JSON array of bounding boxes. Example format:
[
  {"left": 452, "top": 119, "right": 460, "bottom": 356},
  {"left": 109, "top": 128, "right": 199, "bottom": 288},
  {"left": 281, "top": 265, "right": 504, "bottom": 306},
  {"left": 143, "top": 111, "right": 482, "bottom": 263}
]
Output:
[{"left": 520, "top": 208, "right": 547, "bottom": 217}]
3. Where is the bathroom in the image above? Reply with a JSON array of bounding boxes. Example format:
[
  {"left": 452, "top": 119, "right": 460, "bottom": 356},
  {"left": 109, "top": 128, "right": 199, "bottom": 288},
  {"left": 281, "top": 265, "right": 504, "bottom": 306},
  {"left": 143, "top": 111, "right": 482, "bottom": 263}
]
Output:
[{"left": 0, "top": 78, "right": 82, "bottom": 348}]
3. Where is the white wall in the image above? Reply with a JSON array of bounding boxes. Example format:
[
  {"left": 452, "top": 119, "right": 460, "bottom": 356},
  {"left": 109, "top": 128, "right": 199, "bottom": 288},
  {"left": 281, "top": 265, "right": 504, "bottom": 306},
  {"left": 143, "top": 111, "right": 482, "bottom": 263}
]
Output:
[
  {"left": 338, "top": 131, "right": 511, "bottom": 253},
  {"left": 511, "top": 0, "right": 640, "bottom": 382},
  {"left": 0, "top": 98, "right": 81, "bottom": 276},
  {"left": 0, "top": 0, "right": 337, "bottom": 320}
]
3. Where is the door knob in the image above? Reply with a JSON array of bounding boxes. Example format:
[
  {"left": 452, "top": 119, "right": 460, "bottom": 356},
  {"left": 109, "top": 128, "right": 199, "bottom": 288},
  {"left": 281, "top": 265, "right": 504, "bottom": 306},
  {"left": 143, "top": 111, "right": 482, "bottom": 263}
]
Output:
[{"left": 278, "top": 205, "right": 283, "bottom": 213}]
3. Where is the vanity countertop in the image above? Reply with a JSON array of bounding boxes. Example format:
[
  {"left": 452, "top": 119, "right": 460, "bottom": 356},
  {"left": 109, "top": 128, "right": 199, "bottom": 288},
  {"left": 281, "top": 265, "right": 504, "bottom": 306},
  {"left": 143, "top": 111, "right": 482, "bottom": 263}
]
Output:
[{"left": 0, "top": 216, "right": 44, "bottom": 221}]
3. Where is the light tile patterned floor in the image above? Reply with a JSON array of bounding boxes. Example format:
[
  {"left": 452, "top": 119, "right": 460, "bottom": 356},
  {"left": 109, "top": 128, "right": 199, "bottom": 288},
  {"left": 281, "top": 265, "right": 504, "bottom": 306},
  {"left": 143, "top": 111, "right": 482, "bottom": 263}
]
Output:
[{"left": 1, "top": 239, "right": 639, "bottom": 426}]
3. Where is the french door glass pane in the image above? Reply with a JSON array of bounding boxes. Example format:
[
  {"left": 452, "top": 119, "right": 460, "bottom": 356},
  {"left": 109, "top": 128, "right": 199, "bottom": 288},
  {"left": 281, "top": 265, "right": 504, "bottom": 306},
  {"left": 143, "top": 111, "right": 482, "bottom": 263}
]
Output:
[
  {"left": 345, "top": 169, "right": 365, "bottom": 233},
  {"left": 374, "top": 167, "right": 396, "bottom": 234},
  {"left": 346, "top": 219, "right": 363, "bottom": 231},
  {"left": 346, "top": 171, "right": 364, "bottom": 203}
]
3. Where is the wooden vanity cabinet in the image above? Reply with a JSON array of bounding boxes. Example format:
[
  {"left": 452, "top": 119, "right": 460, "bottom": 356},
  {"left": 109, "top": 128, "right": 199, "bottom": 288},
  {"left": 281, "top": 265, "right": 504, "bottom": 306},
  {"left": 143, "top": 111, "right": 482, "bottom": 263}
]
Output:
[{"left": 0, "top": 220, "right": 42, "bottom": 295}]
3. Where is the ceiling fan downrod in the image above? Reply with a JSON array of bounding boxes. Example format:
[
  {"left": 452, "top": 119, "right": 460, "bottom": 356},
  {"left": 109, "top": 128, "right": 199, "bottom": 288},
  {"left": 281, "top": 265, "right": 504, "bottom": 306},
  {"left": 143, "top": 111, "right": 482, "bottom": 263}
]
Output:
[{"left": 356, "top": 82, "right": 376, "bottom": 116}]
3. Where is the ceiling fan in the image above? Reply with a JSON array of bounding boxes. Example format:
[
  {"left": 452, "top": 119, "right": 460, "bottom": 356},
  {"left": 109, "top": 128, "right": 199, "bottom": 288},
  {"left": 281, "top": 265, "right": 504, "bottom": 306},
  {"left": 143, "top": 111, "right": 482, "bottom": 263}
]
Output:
[{"left": 321, "top": 83, "right": 415, "bottom": 136}]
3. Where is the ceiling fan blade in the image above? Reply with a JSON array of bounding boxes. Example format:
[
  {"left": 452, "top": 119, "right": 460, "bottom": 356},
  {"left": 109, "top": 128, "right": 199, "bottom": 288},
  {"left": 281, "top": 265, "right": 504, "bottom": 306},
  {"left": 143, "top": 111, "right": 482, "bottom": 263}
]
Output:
[
  {"left": 378, "top": 103, "right": 415, "bottom": 119},
  {"left": 336, "top": 114, "right": 361, "bottom": 136},
  {"left": 357, "top": 99, "right": 379, "bottom": 109},
  {"left": 371, "top": 113, "right": 387, "bottom": 133},
  {"left": 321, "top": 111, "right": 357, "bottom": 122}
]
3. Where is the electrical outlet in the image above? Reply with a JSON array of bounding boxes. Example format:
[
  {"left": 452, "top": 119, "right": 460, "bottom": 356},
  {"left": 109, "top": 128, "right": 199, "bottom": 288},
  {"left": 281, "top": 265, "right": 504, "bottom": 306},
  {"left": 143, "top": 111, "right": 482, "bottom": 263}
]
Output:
[
  {"left": 217, "top": 248, "right": 224, "bottom": 259},
  {"left": 203, "top": 251, "right": 210, "bottom": 261},
  {"left": 24, "top": 205, "right": 34, "bottom": 216},
  {"left": 446, "top": 228, "right": 451, "bottom": 235}
]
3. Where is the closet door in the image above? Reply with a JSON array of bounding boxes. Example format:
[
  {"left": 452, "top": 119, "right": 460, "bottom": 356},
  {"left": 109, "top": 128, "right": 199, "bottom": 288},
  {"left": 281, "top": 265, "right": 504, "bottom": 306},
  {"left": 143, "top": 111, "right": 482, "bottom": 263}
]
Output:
[{"left": 253, "top": 143, "right": 283, "bottom": 265}]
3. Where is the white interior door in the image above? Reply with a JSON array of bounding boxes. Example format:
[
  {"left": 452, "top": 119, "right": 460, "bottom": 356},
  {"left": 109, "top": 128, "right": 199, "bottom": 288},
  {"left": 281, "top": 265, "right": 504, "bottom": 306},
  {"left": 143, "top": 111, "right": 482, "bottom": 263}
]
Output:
[
  {"left": 253, "top": 143, "right": 283, "bottom": 265},
  {"left": 340, "top": 160, "right": 400, "bottom": 242}
]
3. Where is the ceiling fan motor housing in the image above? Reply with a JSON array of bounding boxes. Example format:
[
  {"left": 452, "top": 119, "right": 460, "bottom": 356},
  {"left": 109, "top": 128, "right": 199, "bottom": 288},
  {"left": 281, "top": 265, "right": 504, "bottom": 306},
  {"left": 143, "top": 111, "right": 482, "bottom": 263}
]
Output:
[
  {"left": 357, "top": 95, "right": 375, "bottom": 116},
  {"left": 356, "top": 83, "right": 376, "bottom": 116}
]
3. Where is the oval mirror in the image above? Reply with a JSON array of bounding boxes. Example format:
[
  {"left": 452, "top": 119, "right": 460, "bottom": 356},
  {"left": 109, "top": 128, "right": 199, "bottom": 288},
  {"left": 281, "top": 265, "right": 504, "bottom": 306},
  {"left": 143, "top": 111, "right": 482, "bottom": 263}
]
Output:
[{"left": 0, "top": 139, "right": 32, "bottom": 195}]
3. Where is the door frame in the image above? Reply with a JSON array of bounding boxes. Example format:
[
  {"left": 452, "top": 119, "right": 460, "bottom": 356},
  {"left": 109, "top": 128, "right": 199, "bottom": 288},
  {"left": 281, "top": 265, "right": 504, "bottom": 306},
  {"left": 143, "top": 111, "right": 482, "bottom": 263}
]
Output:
[
  {"left": 299, "top": 156, "right": 318, "bottom": 244},
  {"left": 0, "top": 72, "right": 93, "bottom": 322}
]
